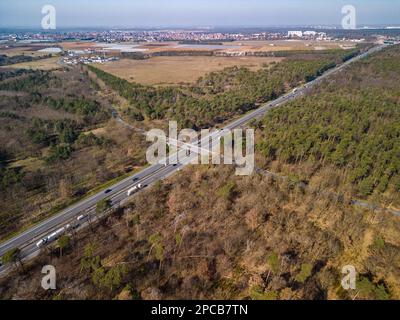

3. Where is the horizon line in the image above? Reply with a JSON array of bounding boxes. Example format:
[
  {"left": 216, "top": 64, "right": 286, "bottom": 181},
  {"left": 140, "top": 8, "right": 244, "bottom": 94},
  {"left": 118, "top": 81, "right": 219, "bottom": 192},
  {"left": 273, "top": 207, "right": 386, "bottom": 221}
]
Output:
[{"left": 1, "top": 24, "right": 400, "bottom": 30}]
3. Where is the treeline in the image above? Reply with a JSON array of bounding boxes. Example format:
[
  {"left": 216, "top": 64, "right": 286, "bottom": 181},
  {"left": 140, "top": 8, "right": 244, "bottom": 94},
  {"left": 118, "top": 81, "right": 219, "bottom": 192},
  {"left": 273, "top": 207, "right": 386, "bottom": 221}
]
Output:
[
  {"left": 275, "top": 47, "right": 361, "bottom": 59},
  {"left": 0, "top": 166, "right": 23, "bottom": 192},
  {"left": 0, "top": 68, "right": 31, "bottom": 81},
  {"left": 88, "top": 65, "right": 181, "bottom": 120},
  {"left": 26, "top": 118, "right": 80, "bottom": 146},
  {"left": 44, "top": 96, "right": 110, "bottom": 123},
  {"left": 0, "top": 111, "right": 21, "bottom": 120},
  {"left": 0, "top": 54, "right": 52, "bottom": 66},
  {"left": 152, "top": 50, "right": 214, "bottom": 57},
  {"left": 25, "top": 117, "right": 110, "bottom": 163},
  {"left": 88, "top": 49, "right": 355, "bottom": 129},
  {"left": 216, "top": 47, "right": 364, "bottom": 59},
  {"left": 0, "top": 149, "right": 22, "bottom": 192},
  {"left": 178, "top": 40, "right": 232, "bottom": 44},
  {"left": 121, "top": 50, "right": 215, "bottom": 60},
  {"left": 0, "top": 149, "right": 7, "bottom": 167},
  {"left": 0, "top": 70, "right": 52, "bottom": 92},
  {"left": 0, "top": 54, "right": 33, "bottom": 66},
  {"left": 120, "top": 52, "right": 150, "bottom": 60},
  {"left": 257, "top": 45, "right": 400, "bottom": 198}
]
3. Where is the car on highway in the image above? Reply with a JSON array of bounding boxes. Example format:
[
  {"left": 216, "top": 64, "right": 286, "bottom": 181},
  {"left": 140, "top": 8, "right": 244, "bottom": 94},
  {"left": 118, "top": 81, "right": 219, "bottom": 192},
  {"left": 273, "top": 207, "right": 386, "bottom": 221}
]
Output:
[
  {"left": 105, "top": 189, "right": 112, "bottom": 194},
  {"left": 133, "top": 177, "right": 139, "bottom": 182}
]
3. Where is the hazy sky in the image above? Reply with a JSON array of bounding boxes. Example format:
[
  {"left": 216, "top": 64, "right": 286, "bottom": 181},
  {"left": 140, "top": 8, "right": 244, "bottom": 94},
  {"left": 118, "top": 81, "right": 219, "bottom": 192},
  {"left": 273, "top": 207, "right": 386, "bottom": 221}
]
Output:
[{"left": 0, "top": 0, "right": 399, "bottom": 28}]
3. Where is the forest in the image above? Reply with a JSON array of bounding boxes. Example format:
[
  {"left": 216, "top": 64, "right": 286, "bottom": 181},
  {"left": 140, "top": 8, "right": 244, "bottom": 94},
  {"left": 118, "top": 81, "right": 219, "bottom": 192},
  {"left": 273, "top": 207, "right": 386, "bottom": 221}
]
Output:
[
  {"left": 0, "top": 69, "right": 53, "bottom": 92},
  {"left": 88, "top": 48, "right": 361, "bottom": 129},
  {"left": 1, "top": 165, "right": 399, "bottom": 300},
  {"left": 0, "top": 54, "right": 52, "bottom": 67},
  {"left": 256, "top": 45, "right": 400, "bottom": 202},
  {"left": 0, "top": 66, "right": 147, "bottom": 238}
]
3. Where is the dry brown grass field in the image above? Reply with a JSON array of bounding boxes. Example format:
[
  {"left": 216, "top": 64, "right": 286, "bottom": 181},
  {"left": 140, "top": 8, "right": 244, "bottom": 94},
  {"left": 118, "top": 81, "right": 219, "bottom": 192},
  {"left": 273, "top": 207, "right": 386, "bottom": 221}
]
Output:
[
  {"left": 223, "top": 40, "right": 357, "bottom": 52},
  {"left": 0, "top": 46, "right": 55, "bottom": 57},
  {"left": 96, "top": 56, "right": 283, "bottom": 85}
]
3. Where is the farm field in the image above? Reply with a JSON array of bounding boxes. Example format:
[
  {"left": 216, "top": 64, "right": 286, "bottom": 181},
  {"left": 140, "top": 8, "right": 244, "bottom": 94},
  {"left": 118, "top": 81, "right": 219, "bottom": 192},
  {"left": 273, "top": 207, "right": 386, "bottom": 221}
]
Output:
[
  {"left": 223, "top": 40, "right": 357, "bottom": 52},
  {"left": 0, "top": 45, "right": 56, "bottom": 57},
  {"left": 96, "top": 56, "right": 283, "bottom": 85}
]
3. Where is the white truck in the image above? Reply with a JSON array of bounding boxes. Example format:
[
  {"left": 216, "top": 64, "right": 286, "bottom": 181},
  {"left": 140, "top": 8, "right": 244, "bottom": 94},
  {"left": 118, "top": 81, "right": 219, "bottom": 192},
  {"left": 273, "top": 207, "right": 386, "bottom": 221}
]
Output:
[
  {"left": 36, "top": 224, "right": 71, "bottom": 248},
  {"left": 36, "top": 238, "right": 48, "bottom": 248},
  {"left": 77, "top": 214, "right": 87, "bottom": 221},
  {"left": 127, "top": 184, "right": 142, "bottom": 196}
]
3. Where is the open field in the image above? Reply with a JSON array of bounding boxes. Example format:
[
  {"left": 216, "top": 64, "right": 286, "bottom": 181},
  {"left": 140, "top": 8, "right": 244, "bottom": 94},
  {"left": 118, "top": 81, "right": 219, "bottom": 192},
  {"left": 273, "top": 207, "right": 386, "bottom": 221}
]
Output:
[
  {"left": 59, "top": 41, "right": 98, "bottom": 50},
  {"left": 0, "top": 45, "right": 60, "bottom": 57},
  {"left": 223, "top": 40, "right": 357, "bottom": 52},
  {"left": 4, "top": 57, "right": 61, "bottom": 70},
  {"left": 96, "top": 56, "right": 283, "bottom": 85}
]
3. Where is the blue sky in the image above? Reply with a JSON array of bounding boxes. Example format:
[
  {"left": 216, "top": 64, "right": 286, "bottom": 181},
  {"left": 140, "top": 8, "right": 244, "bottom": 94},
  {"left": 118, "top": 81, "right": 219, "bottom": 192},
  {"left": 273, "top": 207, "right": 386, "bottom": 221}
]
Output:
[{"left": 0, "top": 0, "right": 399, "bottom": 28}]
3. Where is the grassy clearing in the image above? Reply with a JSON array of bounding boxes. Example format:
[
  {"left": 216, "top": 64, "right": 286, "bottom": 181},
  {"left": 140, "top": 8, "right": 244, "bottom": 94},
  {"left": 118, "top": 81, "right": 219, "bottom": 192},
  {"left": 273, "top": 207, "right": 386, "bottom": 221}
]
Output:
[{"left": 96, "top": 56, "right": 283, "bottom": 86}]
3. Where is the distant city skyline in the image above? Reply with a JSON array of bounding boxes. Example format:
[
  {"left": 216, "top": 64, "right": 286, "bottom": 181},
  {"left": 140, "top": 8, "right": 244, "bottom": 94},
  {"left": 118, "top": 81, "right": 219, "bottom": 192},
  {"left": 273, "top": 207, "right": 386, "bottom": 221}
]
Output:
[{"left": 0, "top": 0, "right": 399, "bottom": 28}]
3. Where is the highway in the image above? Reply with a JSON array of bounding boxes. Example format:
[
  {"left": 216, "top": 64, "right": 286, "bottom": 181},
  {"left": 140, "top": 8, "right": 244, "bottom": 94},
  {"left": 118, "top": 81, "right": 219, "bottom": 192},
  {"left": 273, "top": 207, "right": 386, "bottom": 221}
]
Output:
[{"left": 0, "top": 43, "right": 388, "bottom": 273}]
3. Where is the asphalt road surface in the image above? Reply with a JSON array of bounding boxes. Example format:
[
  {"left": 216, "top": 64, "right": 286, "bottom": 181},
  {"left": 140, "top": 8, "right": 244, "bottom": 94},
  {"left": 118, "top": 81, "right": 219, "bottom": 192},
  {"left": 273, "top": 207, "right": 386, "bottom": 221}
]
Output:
[{"left": 0, "top": 44, "right": 388, "bottom": 274}]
